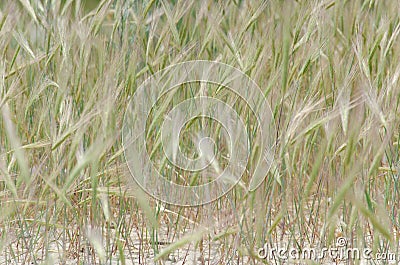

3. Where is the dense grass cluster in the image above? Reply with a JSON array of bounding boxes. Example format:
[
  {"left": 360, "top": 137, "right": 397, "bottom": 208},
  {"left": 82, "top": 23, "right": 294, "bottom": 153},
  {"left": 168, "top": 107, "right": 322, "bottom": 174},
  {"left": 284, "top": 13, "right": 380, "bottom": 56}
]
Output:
[{"left": 0, "top": 0, "right": 399, "bottom": 264}]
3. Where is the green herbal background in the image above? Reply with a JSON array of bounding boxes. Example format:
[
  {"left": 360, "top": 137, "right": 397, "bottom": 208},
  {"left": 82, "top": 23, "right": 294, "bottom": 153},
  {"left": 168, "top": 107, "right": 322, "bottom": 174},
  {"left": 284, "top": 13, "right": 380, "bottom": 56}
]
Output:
[{"left": 0, "top": 0, "right": 399, "bottom": 264}]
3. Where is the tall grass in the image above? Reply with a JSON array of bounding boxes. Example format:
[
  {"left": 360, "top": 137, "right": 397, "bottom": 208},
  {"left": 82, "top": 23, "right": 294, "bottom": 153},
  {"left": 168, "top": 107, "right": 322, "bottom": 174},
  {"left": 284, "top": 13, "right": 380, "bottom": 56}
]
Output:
[{"left": 0, "top": 0, "right": 399, "bottom": 264}]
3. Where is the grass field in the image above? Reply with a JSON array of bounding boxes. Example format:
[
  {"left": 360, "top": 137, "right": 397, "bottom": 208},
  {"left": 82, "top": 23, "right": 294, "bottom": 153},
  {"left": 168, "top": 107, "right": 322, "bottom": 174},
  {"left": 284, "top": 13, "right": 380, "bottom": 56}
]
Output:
[{"left": 0, "top": 0, "right": 399, "bottom": 264}]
